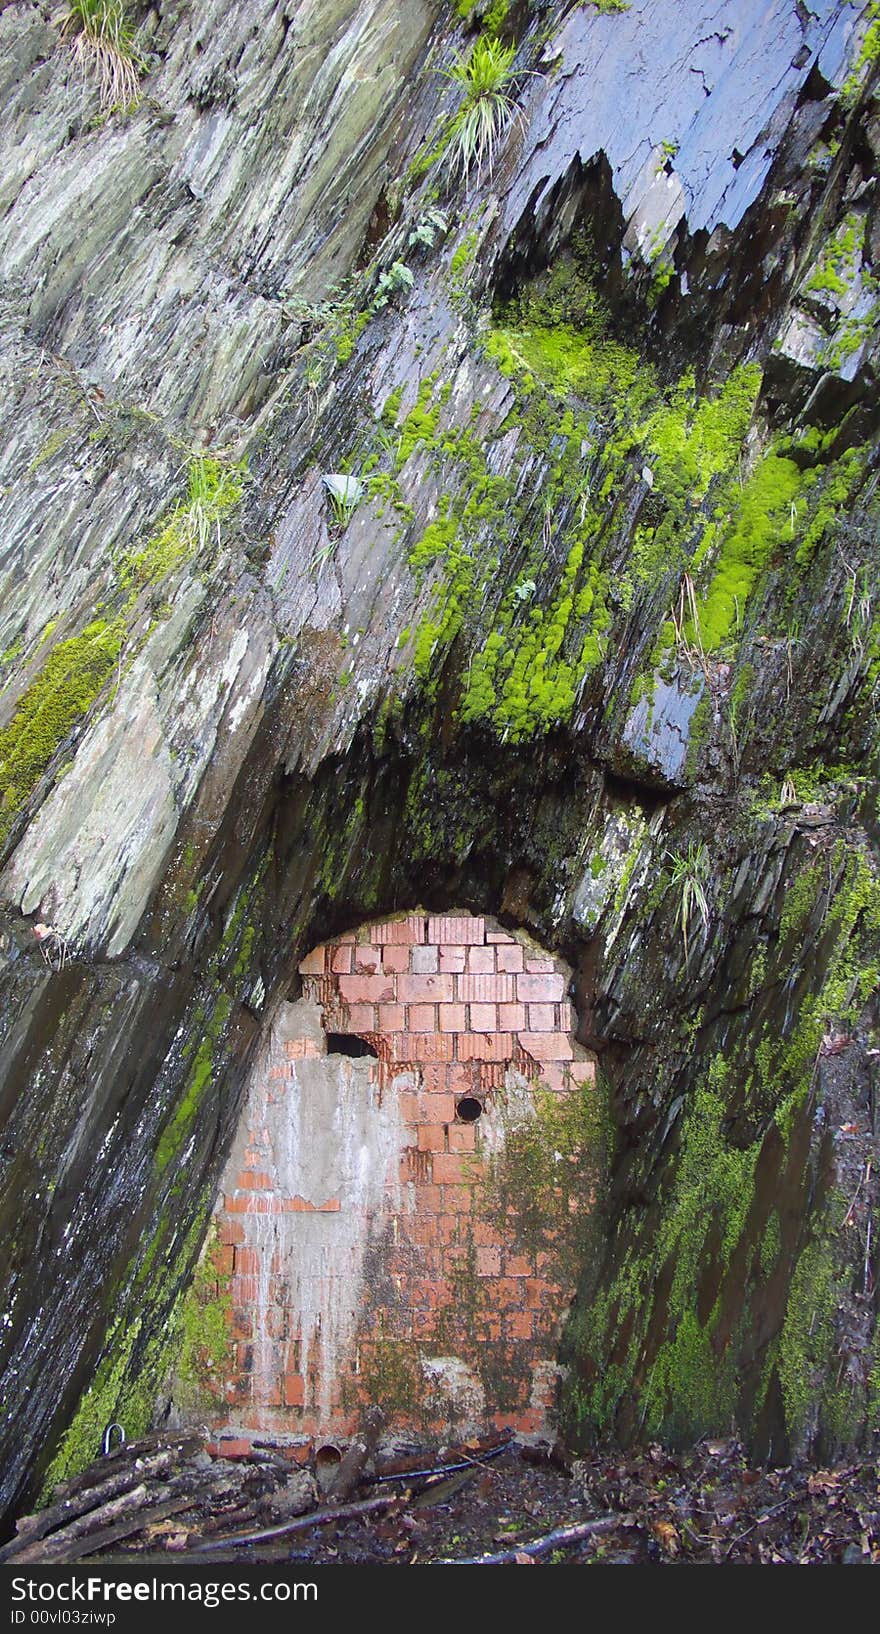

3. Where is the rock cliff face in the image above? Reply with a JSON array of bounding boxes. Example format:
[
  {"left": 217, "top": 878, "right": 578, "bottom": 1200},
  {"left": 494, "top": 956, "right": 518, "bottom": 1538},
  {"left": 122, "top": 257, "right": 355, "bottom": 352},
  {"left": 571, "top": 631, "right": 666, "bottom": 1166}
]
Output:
[{"left": 0, "top": 0, "right": 878, "bottom": 1523}]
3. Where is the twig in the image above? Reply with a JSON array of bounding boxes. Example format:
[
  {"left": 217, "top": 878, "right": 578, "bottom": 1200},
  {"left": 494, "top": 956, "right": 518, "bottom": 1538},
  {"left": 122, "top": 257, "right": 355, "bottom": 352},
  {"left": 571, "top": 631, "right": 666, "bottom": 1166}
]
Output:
[
  {"left": 434, "top": 1514, "right": 621, "bottom": 1565},
  {"left": 722, "top": 1497, "right": 796, "bottom": 1559},
  {"left": 371, "top": 1436, "right": 511, "bottom": 1485}
]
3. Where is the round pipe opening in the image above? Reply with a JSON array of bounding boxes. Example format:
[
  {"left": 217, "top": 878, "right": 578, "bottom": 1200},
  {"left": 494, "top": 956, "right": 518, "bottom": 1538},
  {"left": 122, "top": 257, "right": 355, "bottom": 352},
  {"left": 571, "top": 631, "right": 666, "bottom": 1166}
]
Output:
[{"left": 455, "top": 1096, "right": 483, "bottom": 1123}]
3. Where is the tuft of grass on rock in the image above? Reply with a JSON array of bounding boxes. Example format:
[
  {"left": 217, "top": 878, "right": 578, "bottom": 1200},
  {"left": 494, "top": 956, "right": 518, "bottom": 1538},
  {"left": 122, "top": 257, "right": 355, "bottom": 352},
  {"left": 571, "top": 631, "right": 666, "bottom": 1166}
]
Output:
[{"left": 63, "top": 1, "right": 142, "bottom": 112}]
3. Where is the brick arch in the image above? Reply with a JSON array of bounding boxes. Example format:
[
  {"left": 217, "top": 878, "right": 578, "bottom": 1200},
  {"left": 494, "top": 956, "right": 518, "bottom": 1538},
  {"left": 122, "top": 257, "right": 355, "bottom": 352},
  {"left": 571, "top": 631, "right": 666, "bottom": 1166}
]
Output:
[{"left": 208, "top": 910, "right": 597, "bottom": 1454}]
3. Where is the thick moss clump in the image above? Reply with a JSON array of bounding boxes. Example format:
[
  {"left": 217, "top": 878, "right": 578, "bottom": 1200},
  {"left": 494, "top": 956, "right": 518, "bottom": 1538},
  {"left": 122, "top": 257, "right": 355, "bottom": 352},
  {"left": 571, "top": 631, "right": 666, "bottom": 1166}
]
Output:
[{"left": 0, "top": 618, "right": 125, "bottom": 843}]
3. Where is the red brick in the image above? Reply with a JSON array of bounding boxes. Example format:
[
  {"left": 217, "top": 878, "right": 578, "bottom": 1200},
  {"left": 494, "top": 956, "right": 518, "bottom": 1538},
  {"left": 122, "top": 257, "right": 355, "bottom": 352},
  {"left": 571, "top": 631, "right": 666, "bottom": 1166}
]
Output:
[
  {"left": 408, "top": 1003, "right": 436, "bottom": 1032},
  {"left": 486, "top": 929, "right": 516, "bottom": 943},
  {"left": 516, "top": 972, "right": 565, "bottom": 1003},
  {"left": 343, "top": 1002, "right": 376, "bottom": 1032},
  {"left": 354, "top": 944, "right": 381, "bottom": 972},
  {"left": 283, "top": 1373, "right": 306, "bottom": 1408},
  {"left": 469, "top": 1003, "right": 497, "bottom": 1032},
  {"left": 396, "top": 1089, "right": 422, "bottom": 1122},
  {"left": 373, "top": 916, "right": 425, "bottom": 945},
  {"left": 439, "top": 945, "right": 467, "bottom": 973},
  {"left": 211, "top": 1244, "right": 235, "bottom": 1275},
  {"left": 539, "top": 1063, "right": 568, "bottom": 1090},
  {"left": 448, "top": 1121, "right": 477, "bottom": 1151},
  {"left": 457, "top": 973, "right": 516, "bottom": 1003},
  {"left": 559, "top": 1001, "right": 575, "bottom": 1033},
  {"left": 496, "top": 942, "right": 524, "bottom": 972},
  {"left": 237, "top": 1170, "right": 273, "bottom": 1191},
  {"left": 506, "top": 1253, "right": 534, "bottom": 1277},
  {"left": 285, "top": 1038, "right": 321, "bottom": 1058},
  {"left": 438, "top": 1003, "right": 466, "bottom": 1032},
  {"left": 458, "top": 1032, "right": 515, "bottom": 1061},
  {"left": 316, "top": 1197, "right": 341, "bottom": 1212},
  {"left": 338, "top": 972, "right": 395, "bottom": 1003},
  {"left": 233, "top": 1247, "right": 259, "bottom": 1275},
  {"left": 428, "top": 914, "right": 485, "bottom": 944},
  {"left": 569, "top": 1057, "right": 596, "bottom": 1085},
  {"left": 417, "top": 1123, "right": 446, "bottom": 1152},
  {"left": 298, "top": 946, "right": 326, "bottom": 976},
  {"left": 231, "top": 1275, "right": 259, "bottom": 1303},
  {"left": 394, "top": 1033, "right": 455, "bottom": 1062},
  {"left": 498, "top": 1002, "right": 526, "bottom": 1030},
  {"left": 381, "top": 944, "right": 410, "bottom": 973},
  {"left": 266, "top": 1307, "right": 289, "bottom": 1339},
  {"left": 207, "top": 1437, "right": 252, "bottom": 1460},
  {"left": 432, "top": 1152, "right": 469, "bottom": 1185},
  {"left": 230, "top": 1308, "right": 253, "bottom": 1338},
  {"left": 378, "top": 1002, "right": 406, "bottom": 1031},
  {"left": 330, "top": 945, "right": 352, "bottom": 974},
  {"left": 518, "top": 1031, "right": 573, "bottom": 1061},
  {"left": 476, "top": 1244, "right": 501, "bottom": 1276},
  {"left": 397, "top": 973, "right": 454, "bottom": 1003},
  {"left": 527, "top": 1003, "right": 556, "bottom": 1031},
  {"left": 401, "top": 1147, "right": 433, "bottom": 1183},
  {"left": 225, "top": 1192, "right": 276, "bottom": 1213},
  {"left": 467, "top": 946, "right": 495, "bottom": 973},
  {"left": 443, "top": 1183, "right": 478, "bottom": 1211},
  {"left": 412, "top": 945, "right": 439, "bottom": 973},
  {"left": 525, "top": 956, "right": 555, "bottom": 974}
]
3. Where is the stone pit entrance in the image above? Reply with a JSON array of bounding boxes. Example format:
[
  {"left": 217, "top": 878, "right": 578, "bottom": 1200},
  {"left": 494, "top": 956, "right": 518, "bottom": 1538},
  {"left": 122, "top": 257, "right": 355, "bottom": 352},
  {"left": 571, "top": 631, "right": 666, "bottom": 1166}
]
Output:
[{"left": 208, "top": 911, "right": 597, "bottom": 1453}]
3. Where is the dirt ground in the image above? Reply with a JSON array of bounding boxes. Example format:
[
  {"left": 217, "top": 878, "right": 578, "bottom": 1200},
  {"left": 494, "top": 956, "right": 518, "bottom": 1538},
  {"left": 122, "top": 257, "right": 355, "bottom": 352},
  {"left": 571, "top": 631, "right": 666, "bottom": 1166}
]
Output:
[{"left": 39, "top": 1435, "right": 875, "bottom": 1568}]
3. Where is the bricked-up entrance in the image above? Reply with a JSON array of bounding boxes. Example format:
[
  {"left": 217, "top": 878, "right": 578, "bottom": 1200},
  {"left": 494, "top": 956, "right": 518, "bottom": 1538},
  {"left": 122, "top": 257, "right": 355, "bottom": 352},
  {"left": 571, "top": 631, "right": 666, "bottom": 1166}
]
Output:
[{"left": 210, "top": 911, "right": 598, "bottom": 1453}]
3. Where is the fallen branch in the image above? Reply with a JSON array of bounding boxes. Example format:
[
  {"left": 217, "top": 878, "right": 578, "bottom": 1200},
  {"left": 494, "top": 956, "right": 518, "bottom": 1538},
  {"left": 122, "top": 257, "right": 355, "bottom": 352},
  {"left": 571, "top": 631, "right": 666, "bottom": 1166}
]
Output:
[
  {"left": 188, "top": 1492, "right": 403, "bottom": 1552},
  {"left": 0, "top": 1446, "right": 196, "bottom": 1562},
  {"left": 435, "top": 1514, "right": 621, "bottom": 1565},
  {"left": 325, "top": 1406, "right": 384, "bottom": 1504},
  {"left": 372, "top": 1435, "right": 511, "bottom": 1485}
]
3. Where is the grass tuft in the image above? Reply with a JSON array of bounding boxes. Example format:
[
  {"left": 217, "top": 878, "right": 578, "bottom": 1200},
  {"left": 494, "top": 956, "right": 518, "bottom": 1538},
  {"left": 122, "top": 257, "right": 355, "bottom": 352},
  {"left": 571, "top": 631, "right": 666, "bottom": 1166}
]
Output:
[
  {"left": 63, "top": 1, "right": 142, "bottom": 112},
  {"left": 443, "top": 35, "right": 521, "bottom": 187}
]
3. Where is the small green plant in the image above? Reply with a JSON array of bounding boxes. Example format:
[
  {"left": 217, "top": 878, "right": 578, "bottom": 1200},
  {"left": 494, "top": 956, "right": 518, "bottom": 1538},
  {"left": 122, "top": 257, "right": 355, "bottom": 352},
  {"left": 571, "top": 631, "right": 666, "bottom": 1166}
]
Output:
[
  {"left": 408, "top": 208, "right": 449, "bottom": 250},
  {"left": 666, "top": 840, "right": 711, "bottom": 962},
  {"left": 372, "top": 261, "right": 415, "bottom": 309},
  {"left": 443, "top": 34, "right": 522, "bottom": 187},
  {"left": 63, "top": 1, "right": 142, "bottom": 111},
  {"left": 120, "top": 454, "right": 247, "bottom": 588}
]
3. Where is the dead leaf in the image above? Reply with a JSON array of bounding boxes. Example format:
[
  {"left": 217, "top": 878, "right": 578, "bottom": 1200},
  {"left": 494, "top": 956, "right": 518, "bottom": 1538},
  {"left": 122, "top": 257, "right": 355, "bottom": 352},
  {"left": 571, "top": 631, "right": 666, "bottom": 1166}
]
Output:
[{"left": 652, "top": 1518, "right": 680, "bottom": 1556}]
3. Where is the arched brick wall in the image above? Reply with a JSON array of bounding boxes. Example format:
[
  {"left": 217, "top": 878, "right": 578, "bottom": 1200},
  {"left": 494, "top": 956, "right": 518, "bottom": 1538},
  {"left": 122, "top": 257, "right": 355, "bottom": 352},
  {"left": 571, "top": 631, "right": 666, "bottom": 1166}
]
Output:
[{"left": 207, "top": 911, "right": 597, "bottom": 1453}]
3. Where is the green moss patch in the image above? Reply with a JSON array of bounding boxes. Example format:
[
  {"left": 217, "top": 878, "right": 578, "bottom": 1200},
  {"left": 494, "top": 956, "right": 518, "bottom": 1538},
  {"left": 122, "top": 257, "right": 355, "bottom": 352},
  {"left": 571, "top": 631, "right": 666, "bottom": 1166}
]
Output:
[{"left": 0, "top": 617, "right": 125, "bottom": 843}]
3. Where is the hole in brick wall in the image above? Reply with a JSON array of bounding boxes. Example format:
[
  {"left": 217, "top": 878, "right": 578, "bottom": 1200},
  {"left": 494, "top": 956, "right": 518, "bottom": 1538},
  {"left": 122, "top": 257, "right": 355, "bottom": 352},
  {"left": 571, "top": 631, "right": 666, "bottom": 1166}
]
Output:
[
  {"left": 455, "top": 1096, "right": 484, "bottom": 1123},
  {"left": 325, "top": 1032, "right": 379, "bottom": 1058}
]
